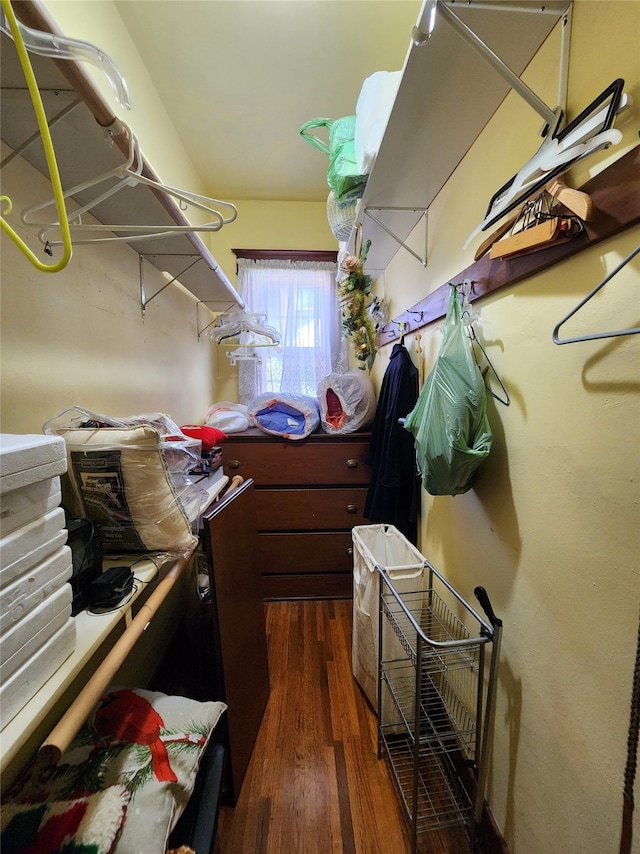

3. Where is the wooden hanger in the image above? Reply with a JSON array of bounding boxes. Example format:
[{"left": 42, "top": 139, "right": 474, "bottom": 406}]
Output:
[
  {"left": 545, "top": 176, "right": 595, "bottom": 221},
  {"left": 474, "top": 178, "right": 594, "bottom": 261}
]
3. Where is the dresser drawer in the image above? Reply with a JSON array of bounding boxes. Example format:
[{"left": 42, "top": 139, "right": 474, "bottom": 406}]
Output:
[
  {"left": 223, "top": 440, "right": 370, "bottom": 486},
  {"left": 255, "top": 487, "right": 368, "bottom": 531},
  {"left": 257, "top": 532, "right": 354, "bottom": 575},
  {"left": 220, "top": 430, "right": 372, "bottom": 599}
]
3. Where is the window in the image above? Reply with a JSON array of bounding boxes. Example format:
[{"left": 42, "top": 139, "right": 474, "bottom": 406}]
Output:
[{"left": 234, "top": 251, "right": 348, "bottom": 404}]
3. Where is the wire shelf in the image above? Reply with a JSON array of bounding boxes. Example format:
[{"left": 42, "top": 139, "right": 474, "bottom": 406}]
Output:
[
  {"left": 380, "top": 730, "right": 474, "bottom": 832},
  {"left": 376, "top": 561, "right": 501, "bottom": 852}
]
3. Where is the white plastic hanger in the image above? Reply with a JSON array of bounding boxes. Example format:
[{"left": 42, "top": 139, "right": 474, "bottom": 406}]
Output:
[
  {"left": 208, "top": 310, "right": 281, "bottom": 347},
  {"left": 465, "top": 79, "right": 630, "bottom": 249},
  {"left": 21, "top": 121, "right": 237, "bottom": 245},
  {"left": 0, "top": 5, "right": 131, "bottom": 109}
]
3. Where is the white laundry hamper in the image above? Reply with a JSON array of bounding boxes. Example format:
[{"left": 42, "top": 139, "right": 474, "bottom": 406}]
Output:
[{"left": 351, "top": 524, "right": 425, "bottom": 712}]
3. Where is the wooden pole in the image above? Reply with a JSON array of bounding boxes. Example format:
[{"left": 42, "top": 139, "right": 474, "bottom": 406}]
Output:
[{"left": 38, "top": 554, "right": 191, "bottom": 766}]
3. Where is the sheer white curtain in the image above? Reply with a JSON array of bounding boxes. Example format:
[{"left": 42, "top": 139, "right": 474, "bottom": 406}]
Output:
[{"left": 237, "top": 257, "right": 348, "bottom": 404}]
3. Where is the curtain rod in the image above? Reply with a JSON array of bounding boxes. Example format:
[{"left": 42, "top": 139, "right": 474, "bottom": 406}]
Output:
[{"left": 232, "top": 249, "right": 337, "bottom": 263}]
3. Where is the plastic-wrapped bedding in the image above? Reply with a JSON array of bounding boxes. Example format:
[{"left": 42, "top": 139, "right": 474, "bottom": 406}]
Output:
[
  {"left": 205, "top": 401, "right": 250, "bottom": 434},
  {"left": 248, "top": 393, "right": 320, "bottom": 440},
  {"left": 43, "top": 408, "right": 201, "bottom": 554},
  {"left": 317, "top": 370, "right": 376, "bottom": 434}
]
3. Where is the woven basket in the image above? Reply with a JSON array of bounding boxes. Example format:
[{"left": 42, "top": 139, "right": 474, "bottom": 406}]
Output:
[{"left": 327, "top": 191, "right": 357, "bottom": 241}]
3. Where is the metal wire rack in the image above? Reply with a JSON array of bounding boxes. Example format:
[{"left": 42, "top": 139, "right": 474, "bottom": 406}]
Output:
[{"left": 377, "top": 561, "right": 502, "bottom": 852}]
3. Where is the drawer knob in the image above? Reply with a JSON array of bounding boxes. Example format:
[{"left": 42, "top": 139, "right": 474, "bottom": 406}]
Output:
[
  {"left": 346, "top": 504, "right": 358, "bottom": 514},
  {"left": 347, "top": 547, "right": 353, "bottom": 556},
  {"left": 227, "top": 459, "right": 241, "bottom": 470},
  {"left": 346, "top": 459, "right": 359, "bottom": 468}
]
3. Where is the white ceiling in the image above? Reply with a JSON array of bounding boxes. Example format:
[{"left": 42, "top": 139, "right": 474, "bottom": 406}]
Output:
[{"left": 113, "top": 0, "right": 422, "bottom": 203}]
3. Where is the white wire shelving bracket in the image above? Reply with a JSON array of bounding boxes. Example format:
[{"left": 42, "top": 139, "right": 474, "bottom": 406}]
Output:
[
  {"left": 416, "top": 1, "right": 573, "bottom": 128},
  {"left": 366, "top": 0, "right": 573, "bottom": 268},
  {"left": 139, "top": 253, "right": 200, "bottom": 318},
  {"left": 197, "top": 300, "right": 231, "bottom": 341},
  {"left": 364, "top": 207, "right": 429, "bottom": 268},
  {"left": 0, "top": 97, "right": 82, "bottom": 170}
]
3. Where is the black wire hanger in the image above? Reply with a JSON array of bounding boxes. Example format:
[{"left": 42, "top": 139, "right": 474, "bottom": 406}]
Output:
[
  {"left": 553, "top": 244, "right": 640, "bottom": 345},
  {"left": 467, "top": 324, "right": 511, "bottom": 407}
]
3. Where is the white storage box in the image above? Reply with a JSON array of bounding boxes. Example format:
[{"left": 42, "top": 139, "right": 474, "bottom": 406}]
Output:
[
  {"left": 0, "top": 583, "right": 73, "bottom": 683},
  {"left": 0, "top": 617, "right": 76, "bottom": 728},
  {"left": 0, "top": 545, "right": 72, "bottom": 636},
  {"left": 0, "top": 507, "right": 67, "bottom": 589},
  {"left": 0, "top": 434, "right": 66, "bottom": 495},
  {"left": 0, "top": 476, "right": 62, "bottom": 538},
  {"left": 351, "top": 524, "right": 425, "bottom": 710}
]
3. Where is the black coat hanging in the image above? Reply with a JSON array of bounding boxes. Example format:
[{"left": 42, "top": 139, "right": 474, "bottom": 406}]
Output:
[{"left": 364, "top": 340, "right": 420, "bottom": 543}]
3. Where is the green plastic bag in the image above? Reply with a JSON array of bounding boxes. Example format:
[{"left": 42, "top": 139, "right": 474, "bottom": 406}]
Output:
[
  {"left": 299, "top": 116, "right": 368, "bottom": 201},
  {"left": 404, "top": 287, "right": 492, "bottom": 496}
]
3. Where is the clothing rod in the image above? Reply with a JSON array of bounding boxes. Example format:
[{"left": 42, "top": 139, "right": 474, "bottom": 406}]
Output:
[{"left": 38, "top": 553, "right": 191, "bottom": 767}]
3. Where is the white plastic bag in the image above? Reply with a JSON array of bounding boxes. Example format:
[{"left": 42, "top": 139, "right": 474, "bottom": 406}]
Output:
[
  {"left": 248, "top": 393, "right": 320, "bottom": 440},
  {"left": 317, "top": 370, "right": 376, "bottom": 434},
  {"left": 205, "top": 401, "right": 250, "bottom": 433},
  {"left": 355, "top": 70, "right": 402, "bottom": 175}
]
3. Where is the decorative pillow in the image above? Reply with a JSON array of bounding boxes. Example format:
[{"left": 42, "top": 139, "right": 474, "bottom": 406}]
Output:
[
  {"left": 55, "top": 426, "right": 199, "bottom": 553},
  {"left": 0, "top": 785, "right": 130, "bottom": 854},
  {"left": 4, "top": 689, "right": 227, "bottom": 854}
]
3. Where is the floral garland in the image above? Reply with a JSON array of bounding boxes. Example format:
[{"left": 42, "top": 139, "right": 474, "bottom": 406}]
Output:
[{"left": 337, "top": 238, "right": 377, "bottom": 372}]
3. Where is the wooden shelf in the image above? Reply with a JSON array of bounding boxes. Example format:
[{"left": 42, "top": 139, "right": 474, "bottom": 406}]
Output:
[
  {"left": 0, "top": 0, "right": 242, "bottom": 310},
  {"left": 356, "top": 0, "right": 571, "bottom": 277},
  {"left": 377, "top": 143, "right": 640, "bottom": 344}
]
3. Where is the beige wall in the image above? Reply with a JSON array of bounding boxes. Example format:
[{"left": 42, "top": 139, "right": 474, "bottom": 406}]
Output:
[
  {"left": 372, "top": 3, "right": 640, "bottom": 853},
  {"left": 0, "top": 156, "right": 330, "bottom": 431}
]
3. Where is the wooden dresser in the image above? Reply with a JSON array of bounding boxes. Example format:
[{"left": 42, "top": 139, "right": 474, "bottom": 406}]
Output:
[{"left": 221, "top": 429, "right": 372, "bottom": 599}]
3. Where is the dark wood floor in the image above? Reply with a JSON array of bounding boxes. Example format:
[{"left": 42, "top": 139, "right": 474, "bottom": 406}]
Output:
[{"left": 213, "top": 599, "right": 473, "bottom": 854}]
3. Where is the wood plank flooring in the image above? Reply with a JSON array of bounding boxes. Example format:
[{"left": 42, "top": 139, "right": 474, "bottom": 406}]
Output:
[{"left": 213, "top": 600, "right": 473, "bottom": 854}]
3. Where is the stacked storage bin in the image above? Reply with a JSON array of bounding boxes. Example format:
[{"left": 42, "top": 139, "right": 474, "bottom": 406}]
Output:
[{"left": 0, "top": 434, "right": 76, "bottom": 727}]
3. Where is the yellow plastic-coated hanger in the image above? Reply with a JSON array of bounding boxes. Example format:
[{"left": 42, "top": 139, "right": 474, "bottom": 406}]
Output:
[{"left": 0, "top": 0, "right": 72, "bottom": 273}]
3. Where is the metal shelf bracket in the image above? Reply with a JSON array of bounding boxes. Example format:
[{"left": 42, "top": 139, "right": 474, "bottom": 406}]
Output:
[
  {"left": 139, "top": 253, "right": 201, "bottom": 318},
  {"left": 412, "top": 1, "right": 573, "bottom": 128},
  {"left": 364, "top": 207, "right": 429, "bottom": 268}
]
